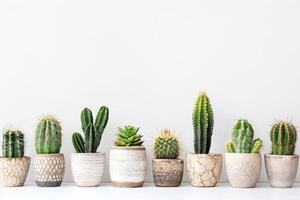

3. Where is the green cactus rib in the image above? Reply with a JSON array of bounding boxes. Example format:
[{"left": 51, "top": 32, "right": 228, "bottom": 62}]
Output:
[
  {"left": 251, "top": 138, "right": 263, "bottom": 153},
  {"left": 225, "top": 140, "right": 235, "bottom": 153},
  {"left": 72, "top": 132, "right": 85, "bottom": 153},
  {"left": 2, "top": 130, "right": 24, "bottom": 158},
  {"left": 154, "top": 129, "right": 180, "bottom": 159},
  {"left": 114, "top": 125, "right": 144, "bottom": 146}
]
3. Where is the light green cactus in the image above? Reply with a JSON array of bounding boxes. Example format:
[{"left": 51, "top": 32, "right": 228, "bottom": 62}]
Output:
[{"left": 154, "top": 129, "right": 180, "bottom": 159}]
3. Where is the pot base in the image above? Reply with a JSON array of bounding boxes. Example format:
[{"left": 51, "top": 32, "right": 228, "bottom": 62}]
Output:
[
  {"left": 36, "top": 180, "right": 62, "bottom": 187},
  {"left": 112, "top": 181, "right": 144, "bottom": 187}
]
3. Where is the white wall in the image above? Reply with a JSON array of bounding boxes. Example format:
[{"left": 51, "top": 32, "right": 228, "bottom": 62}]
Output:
[{"left": 0, "top": 0, "right": 300, "bottom": 183}]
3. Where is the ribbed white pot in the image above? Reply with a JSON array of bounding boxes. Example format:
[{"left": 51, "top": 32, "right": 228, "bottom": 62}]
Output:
[
  {"left": 109, "top": 146, "right": 147, "bottom": 187},
  {"left": 71, "top": 152, "right": 105, "bottom": 187}
]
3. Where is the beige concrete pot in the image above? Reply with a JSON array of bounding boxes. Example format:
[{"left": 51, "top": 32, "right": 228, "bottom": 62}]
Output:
[
  {"left": 71, "top": 152, "right": 106, "bottom": 187},
  {"left": 265, "top": 154, "right": 299, "bottom": 188},
  {"left": 152, "top": 159, "right": 183, "bottom": 187},
  {"left": 110, "top": 146, "right": 147, "bottom": 187},
  {"left": 225, "top": 153, "right": 261, "bottom": 188},
  {"left": 186, "top": 153, "right": 222, "bottom": 187},
  {"left": 0, "top": 156, "right": 30, "bottom": 187},
  {"left": 34, "top": 153, "right": 65, "bottom": 187}
]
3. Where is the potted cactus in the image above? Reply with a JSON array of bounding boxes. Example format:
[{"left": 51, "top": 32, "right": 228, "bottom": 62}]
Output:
[
  {"left": 71, "top": 106, "right": 109, "bottom": 187},
  {"left": 225, "top": 119, "right": 263, "bottom": 188},
  {"left": 152, "top": 129, "right": 183, "bottom": 187},
  {"left": 110, "top": 125, "right": 146, "bottom": 187},
  {"left": 0, "top": 129, "right": 30, "bottom": 187},
  {"left": 265, "top": 121, "right": 298, "bottom": 188},
  {"left": 34, "top": 116, "right": 65, "bottom": 187},
  {"left": 187, "top": 92, "right": 222, "bottom": 187}
]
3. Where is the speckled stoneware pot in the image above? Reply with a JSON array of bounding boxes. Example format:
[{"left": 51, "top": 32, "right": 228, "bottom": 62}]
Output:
[
  {"left": 225, "top": 153, "right": 261, "bottom": 188},
  {"left": 187, "top": 153, "right": 222, "bottom": 187},
  {"left": 0, "top": 157, "right": 31, "bottom": 187},
  {"left": 265, "top": 154, "right": 299, "bottom": 188},
  {"left": 152, "top": 159, "right": 183, "bottom": 187},
  {"left": 34, "top": 153, "right": 65, "bottom": 187},
  {"left": 110, "top": 146, "right": 147, "bottom": 187}
]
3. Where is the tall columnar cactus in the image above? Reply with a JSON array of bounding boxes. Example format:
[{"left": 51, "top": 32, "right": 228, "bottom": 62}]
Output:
[
  {"left": 193, "top": 92, "right": 214, "bottom": 154},
  {"left": 35, "top": 116, "right": 62, "bottom": 154},
  {"left": 270, "top": 121, "right": 297, "bottom": 155},
  {"left": 2, "top": 129, "right": 24, "bottom": 158},
  {"left": 154, "top": 129, "right": 180, "bottom": 159},
  {"left": 225, "top": 119, "right": 263, "bottom": 153},
  {"left": 72, "top": 106, "right": 109, "bottom": 153}
]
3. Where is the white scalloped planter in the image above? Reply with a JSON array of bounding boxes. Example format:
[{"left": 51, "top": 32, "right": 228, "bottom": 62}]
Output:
[{"left": 71, "top": 153, "right": 106, "bottom": 187}]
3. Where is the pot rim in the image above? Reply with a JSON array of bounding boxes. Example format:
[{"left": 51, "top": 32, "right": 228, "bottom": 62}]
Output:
[
  {"left": 72, "top": 152, "right": 106, "bottom": 156},
  {"left": 187, "top": 153, "right": 222, "bottom": 156},
  {"left": 35, "top": 153, "right": 64, "bottom": 157},
  {"left": 152, "top": 158, "right": 184, "bottom": 162},
  {"left": 0, "top": 156, "right": 31, "bottom": 160},
  {"left": 264, "top": 154, "right": 299, "bottom": 158},
  {"left": 225, "top": 152, "right": 261, "bottom": 156},
  {"left": 111, "top": 146, "right": 145, "bottom": 150}
]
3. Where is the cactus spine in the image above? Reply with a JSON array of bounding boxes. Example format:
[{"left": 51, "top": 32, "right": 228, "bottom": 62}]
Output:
[
  {"left": 193, "top": 91, "right": 214, "bottom": 154},
  {"left": 2, "top": 130, "right": 24, "bottom": 158},
  {"left": 270, "top": 121, "right": 297, "bottom": 155},
  {"left": 154, "top": 129, "right": 180, "bottom": 159}
]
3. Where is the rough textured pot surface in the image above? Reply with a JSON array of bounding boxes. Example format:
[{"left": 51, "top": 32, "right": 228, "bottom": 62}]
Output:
[
  {"left": 0, "top": 157, "right": 31, "bottom": 187},
  {"left": 34, "top": 153, "right": 65, "bottom": 187},
  {"left": 71, "top": 152, "right": 106, "bottom": 187},
  {"left": 265, "top": 154, "right": 299, "bottom": 188},
  {"left": 225, "top": 153, "right": 261, "bottom": 188},
  {"left": 186, "top": 153, "right": 222, "bottom": 187},
  {"left": 110, "top": 146, "right": 147, "bottom": 187},
  {"left": 152, "top": 159, "right": 183, "bottom": 187}
]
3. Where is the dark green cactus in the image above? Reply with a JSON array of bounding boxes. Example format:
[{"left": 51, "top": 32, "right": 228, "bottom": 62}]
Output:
[
  {"left": 2, "top": 130, "right": 24, "bottom": 158},
  {"left": 72, "top": 106, "right": 109, "bottom": 153},
  {"left": 270, "top": 121, "right": 297, "bottom": 155},
  {"left": 154, "top": 129, "right": 179, "bottom": 159},
  {"left": 35, "top": 116, "right": 62, "bottom": 154},
  {"left": 114, "top": 125, "right": 143, "bottom": 146},
  {"left": 193, "top": 92, "right": 214, "bottom": 154}
]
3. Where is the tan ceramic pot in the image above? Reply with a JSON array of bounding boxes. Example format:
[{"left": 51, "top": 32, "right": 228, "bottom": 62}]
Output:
[
  {"left": 0, "top": 157, "right": 31, "bottom": 187},
  {"left": 265, "top": 154, "right": 299, "bottom": 188},
  {"left": 110, "top": 146, "right": 147, "bottom": 187},
  {"left": 186, "top": 153, "right": 222, "bottom": 187},
  {"left": 152, "top": 159, "right": 183, "bottom": 187},
  {"left": 225, "top": 153, "right": 261, "bottom": 188},
  {"left": 34, "top": 153, "right": 65, "bottom": 187}
]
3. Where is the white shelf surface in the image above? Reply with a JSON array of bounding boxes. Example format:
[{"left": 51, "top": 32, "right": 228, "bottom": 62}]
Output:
[{"left": 1, "top": 183, "right": 300, "bottom": 200}]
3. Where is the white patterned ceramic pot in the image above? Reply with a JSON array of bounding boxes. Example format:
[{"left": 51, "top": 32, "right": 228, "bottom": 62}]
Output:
[
  {"left": 110, "top": 146, "right": 147, "bottom": 187},
  {"left": 187, "top": 153, "right": 222, "bottom": 187},
  {"left": 71, "top": 152, "right": 106, "bottom": 187},
  {"left": 265, "top": 154, "right": 299, "bottom": 188},
  {"left": 0, "top": 156, "right": 31, "bottom": 187},
  {"left": 34, "top": 153, "right": 65, "bottom": 187},
  {"left": 225, "top": 153, "right": 261, "bottom": 188}
]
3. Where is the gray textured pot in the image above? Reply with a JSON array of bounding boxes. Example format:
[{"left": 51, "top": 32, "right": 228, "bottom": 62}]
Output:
[
  {"left": 152, "top": 159, "right": 183, "bottom": 187},
  {"left": 265, "top": 154, "right": 299, "bottom": 188}
]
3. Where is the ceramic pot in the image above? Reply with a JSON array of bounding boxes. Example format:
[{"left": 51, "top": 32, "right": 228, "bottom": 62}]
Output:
[
  {"left": 265, "top": 154, "right": 299, "bottom": 188},
  {"left": 34, "top": 153, "right": 65, "bottom": 187},
  {"left": 186, "top": 153, "right": 222, "bottom": 187},
  {"left": 225, "top": 153, "right": 261, "bottom": 188},
  {"left": 110, "top": 146, "right": 147, "bottom": 187},
  {"left": 0, "top": 156, "right": 31, "bottom": 187},
  {"left": 71, "top": 152, "right": 105, "bottom": 187},
  {"left": 152, "top": 159, "right": 183, "bottom": 187}
]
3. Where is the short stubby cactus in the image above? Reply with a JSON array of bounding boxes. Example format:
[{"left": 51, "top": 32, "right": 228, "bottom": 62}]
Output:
[
  {"left": 225, "top": 119, "right": 263, "bottom": 153},
  {"left": 2, "top": 129, "right": 24, "bottom": 158},
  {"left": 270, "top": 121, "right": 297, "bottom": 155},
  {"left": 114, "top": 125, "right": 144, "bottom": 146},
  {"left": 35, "top": 116, "right": 62, "bottom": 154},
  {"left": 193, "top": 91, "right": 214, "bottom": 154},
  {"left": 154, "top": 129, "right": 180, "bottom": 159}
]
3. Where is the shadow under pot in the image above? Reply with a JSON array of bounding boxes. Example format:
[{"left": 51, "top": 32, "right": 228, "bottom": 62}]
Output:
[
  {"left": 186, "top": 153, "right": 222, "bottom": 187},
  {"left": 225, "top": 153, "right": 261, "bottom": 188},
  {"left": 71, "top": 152, "right": 105, "bottom": 187},
  {"left": 110, "top": 146, "right": 147, "bottom": 187},
  {"left": 152, "top": 159, "right": 183, "bottom": 187},
  {"left": 34, "top": 153, "right": 65, "bottom": 187},
  {"left": 265, "top": 154, "right": 299, "bottom": 188}
]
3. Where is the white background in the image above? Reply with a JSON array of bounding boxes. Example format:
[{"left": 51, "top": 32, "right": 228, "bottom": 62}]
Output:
[{"left": 0, "top": 0, "right": 300, "bottom": 184}]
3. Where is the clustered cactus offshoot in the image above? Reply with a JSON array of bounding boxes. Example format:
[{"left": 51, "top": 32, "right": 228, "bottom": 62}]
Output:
[
  {"left": 2, "top": 129, "right": 24, "bottom": 158},
  {"left": 154, "top": 129, "right": 180, "bottom": 159},
  {"left": 114, "top": 125, "right": 143, "bottom": 146}
]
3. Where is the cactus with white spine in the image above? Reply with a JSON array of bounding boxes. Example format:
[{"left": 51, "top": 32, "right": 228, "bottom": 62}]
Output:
[
  {"left": 2, "top": 129, "right": 24, "bottom": 158},
  {"left": 154, "top": 129, "right": 180, "bottom": 159}
]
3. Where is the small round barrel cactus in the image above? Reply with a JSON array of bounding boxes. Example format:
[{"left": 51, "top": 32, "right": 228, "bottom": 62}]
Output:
[
  {"left": 114, "top": 125, "right": 143, "bottom": 146},
  {"left": 154, "top": 129, "right": 180, "bottom": 159},
  {"left": 2, "top": 129, "right": 24, "bottom": 158}
]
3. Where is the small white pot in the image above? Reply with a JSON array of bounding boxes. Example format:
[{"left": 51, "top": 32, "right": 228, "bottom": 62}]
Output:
[
  {"left": 109, "top": 146, "right": 147, "bottom": 187},
  {"left": 265, "top": 154, "right": 299, "bottom": 188},
  {"left": 71, "top": 152, "right": 106, "bottom": 187}
]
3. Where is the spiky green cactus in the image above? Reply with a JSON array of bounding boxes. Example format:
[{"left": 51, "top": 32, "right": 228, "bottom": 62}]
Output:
[
  {"left": 270, "top": 121, "right": 297, "bottom": 155},
  {"left": 114, "top": 125, "right": 143, "bottom": 146},
  {"left": 193, "top": 91, "right": 214, "bottom": 154},
  {"left": 2, "top": 130, "right": 24, "bottom": 158},
  {"left": 72, "top": 106, "right": 109, "bottom": 153},
  {"left": 154, "top": 129, "right": 180, "bottom": 159},
  {"left": 35, "top": 116, "right": 62, "bottom": 154},
  {"left": 225, "top": 119, "right": 263, "bottom": 153}
]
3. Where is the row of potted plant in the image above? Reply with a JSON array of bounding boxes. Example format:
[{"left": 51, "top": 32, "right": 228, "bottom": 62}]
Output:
[{"left": 0, "top": 92, "right": 298, "bottom": 188}]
